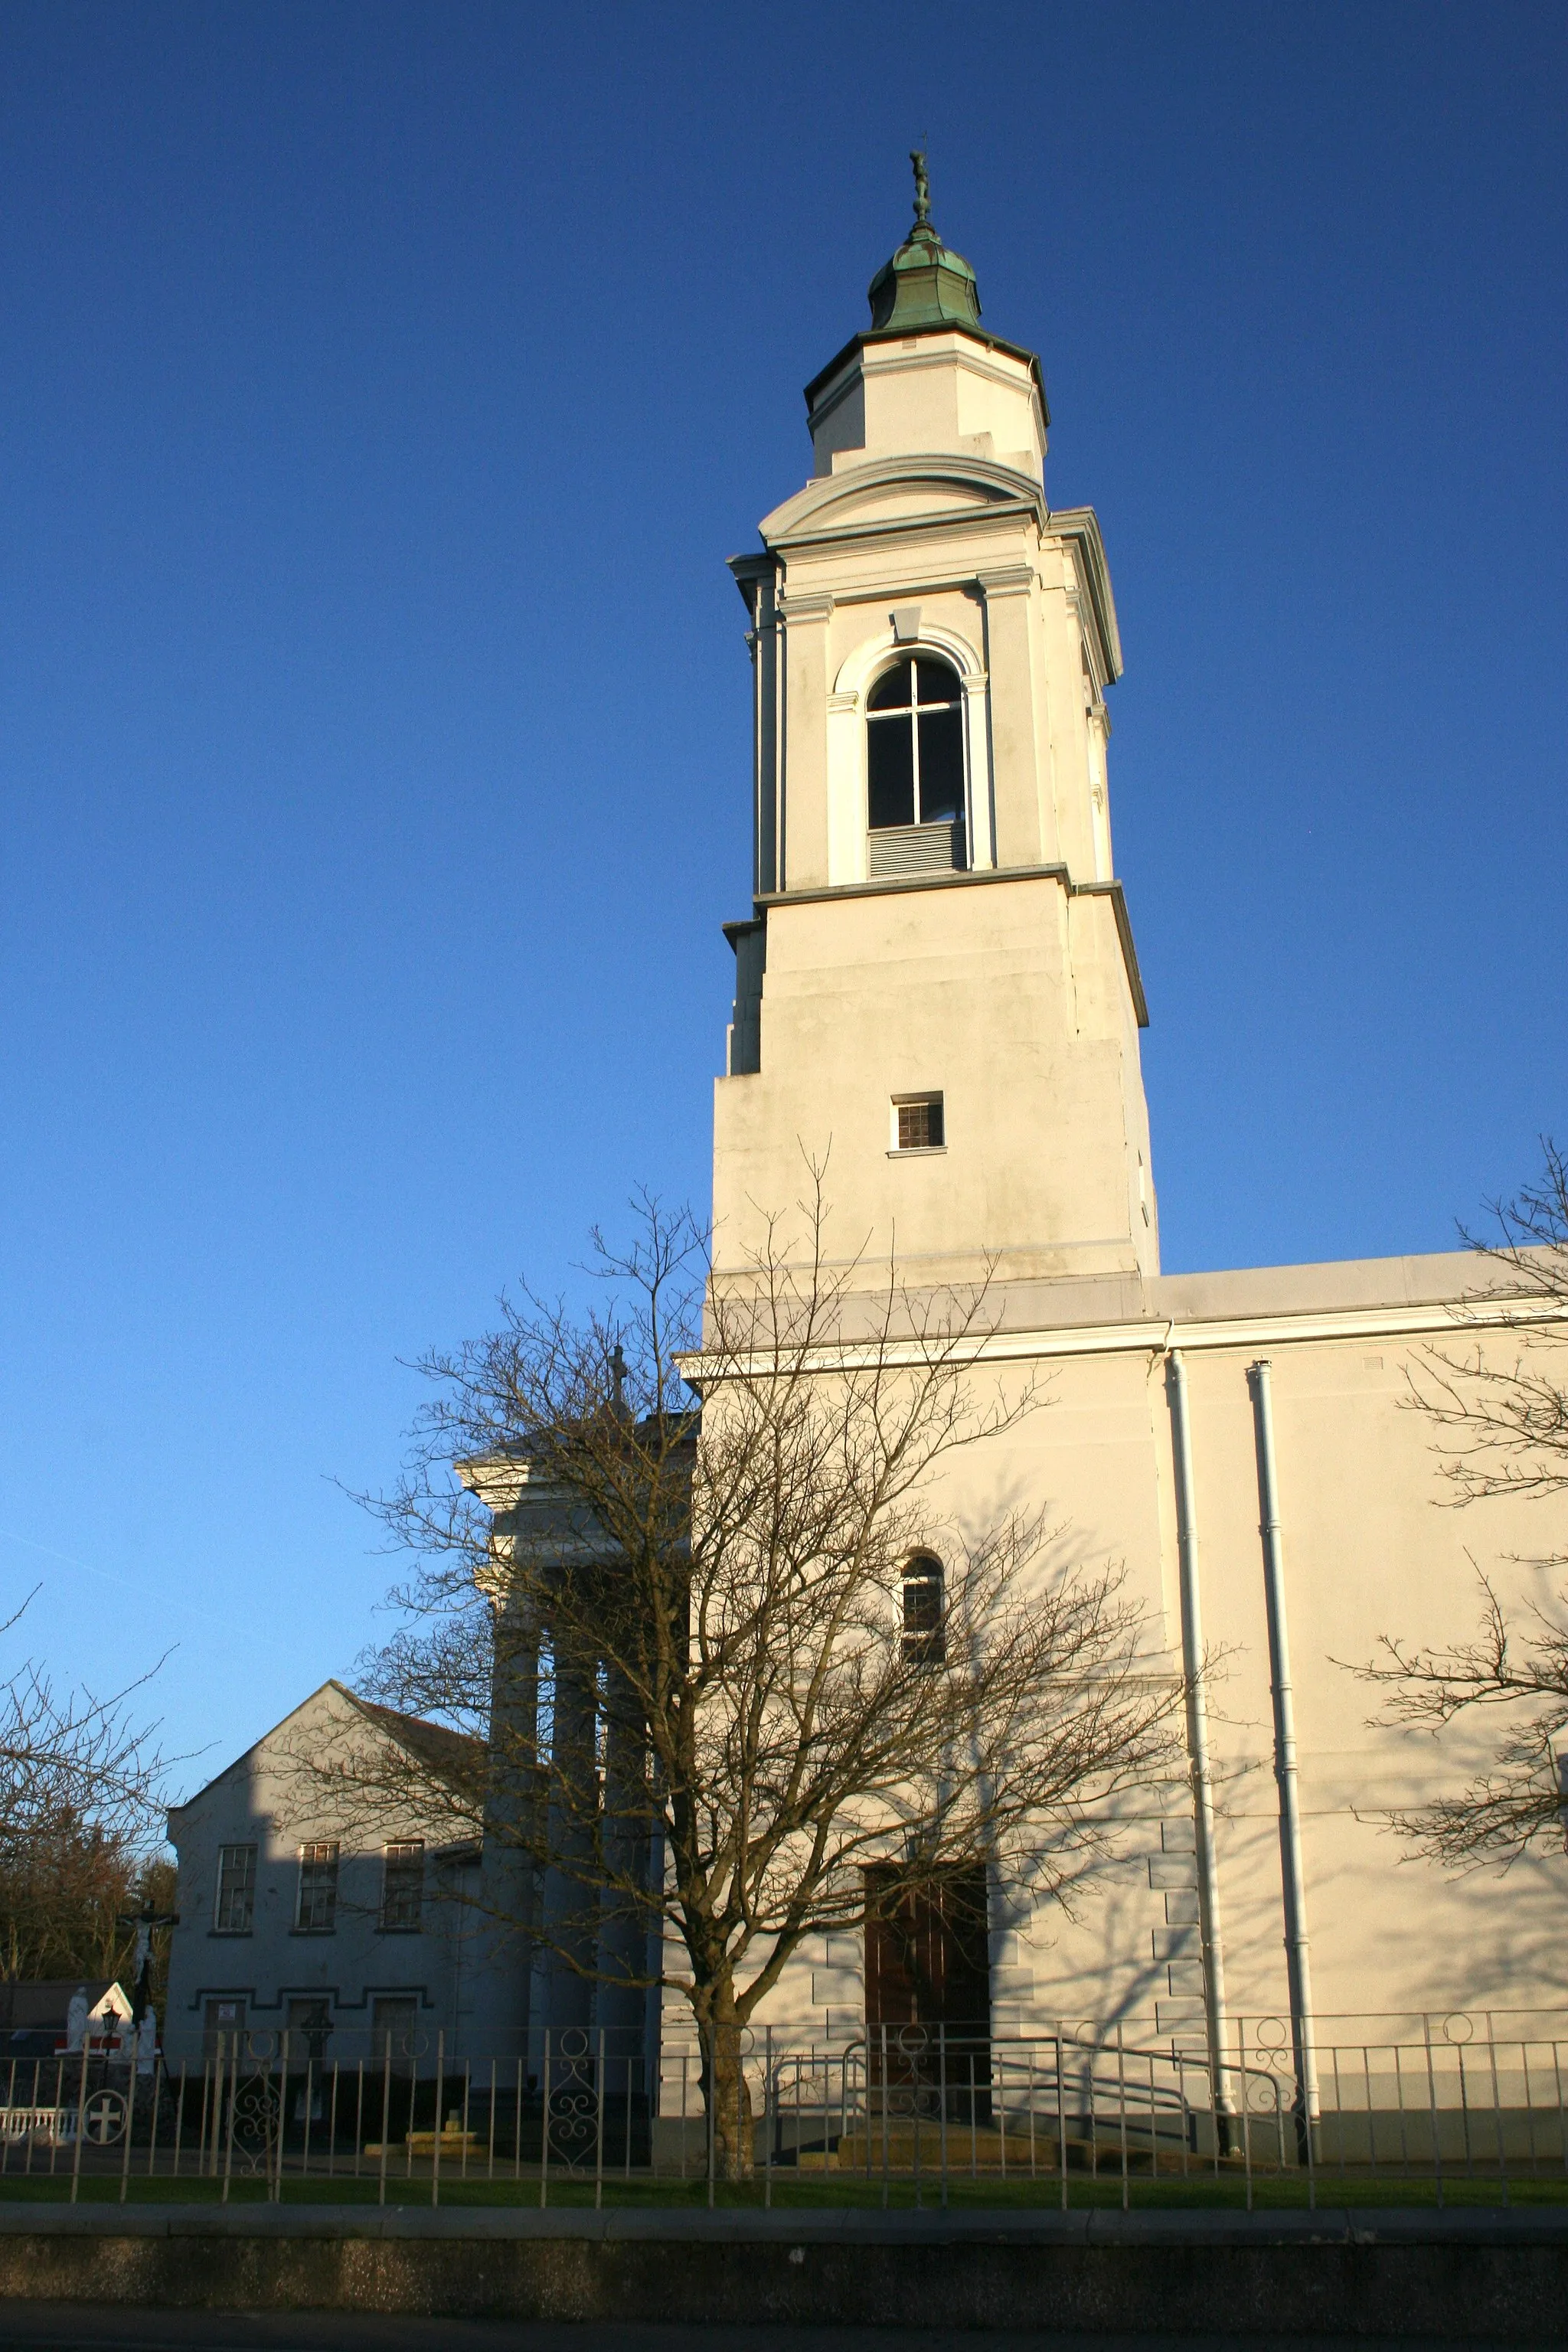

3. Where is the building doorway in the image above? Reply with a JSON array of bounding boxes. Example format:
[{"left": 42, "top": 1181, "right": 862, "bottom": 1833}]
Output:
[
  {"left": 863, "top": 1864, "right": 991, "bottom": 2122},
  {"left": 372, "top": 1995, "right": 420, "bottom": 2070}
]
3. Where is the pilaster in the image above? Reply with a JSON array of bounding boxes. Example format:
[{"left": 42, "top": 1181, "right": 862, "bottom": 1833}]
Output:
[
  {"left": 977, "top": 565, "right": 1045, "bottom": 869},
  {"left": 779, "top": 589, "right": 834, "bottom": 892}
]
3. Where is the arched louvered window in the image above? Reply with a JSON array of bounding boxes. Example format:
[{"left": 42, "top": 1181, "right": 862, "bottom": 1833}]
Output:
[
  {"left": 867, "top": 658, "right": 966, "bottom": 874},
  {"left": 901, "top": 1553, "right": 946, "bottom": 1666}
]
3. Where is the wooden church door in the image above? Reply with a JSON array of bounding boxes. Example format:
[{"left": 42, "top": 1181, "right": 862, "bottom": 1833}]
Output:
[{"left": 863, "top": 1864, "right": 991, "bottom": 2117}]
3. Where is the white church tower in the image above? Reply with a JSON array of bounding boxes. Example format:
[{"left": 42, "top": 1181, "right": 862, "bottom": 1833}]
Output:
[{"left": 716, "top": 158, "right": 1157, "bottom": 1292}]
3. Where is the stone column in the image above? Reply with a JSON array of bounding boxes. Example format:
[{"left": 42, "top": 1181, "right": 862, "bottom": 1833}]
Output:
[
  {"left": 537, "top": 1632, "right": 599, "bottom": 2044},
  {"left": 597, "top": 1664, "right": 651, "bottom": 2073},
  {"left": 478, "top": 1589, "right": 541, "bottom": 2063}
]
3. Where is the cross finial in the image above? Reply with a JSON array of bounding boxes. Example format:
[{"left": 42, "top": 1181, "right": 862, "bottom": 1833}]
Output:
[
  {"left": 609, "top": 1343, "right": 628, "bottom": 1406},
  {"left": 910, "top": 148, "right": 931, "bottom": 227}
]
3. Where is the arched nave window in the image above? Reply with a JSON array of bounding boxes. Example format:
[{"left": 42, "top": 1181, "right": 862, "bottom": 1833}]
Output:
[
  {"left": 901, "top": 1552, "right": 947, "bottom": 1666},
  {"left": 867, "top": 657, "right": 967, "bottom": 872}
]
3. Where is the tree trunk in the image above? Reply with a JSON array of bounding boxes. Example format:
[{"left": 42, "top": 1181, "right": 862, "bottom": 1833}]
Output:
[{"left": 699, "top": 1983, "right": 753, "bottom": 2181}]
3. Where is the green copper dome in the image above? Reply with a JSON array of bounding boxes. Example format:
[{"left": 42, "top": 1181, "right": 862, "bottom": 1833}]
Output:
[{"left": 866, "top": 152, "right": 981, "bottom": 334}]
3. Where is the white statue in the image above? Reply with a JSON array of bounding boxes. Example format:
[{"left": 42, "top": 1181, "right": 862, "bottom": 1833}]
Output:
[
  {"left": 136, "top": 2009, "right": 157, "bottom": 2073},
  {"left": 65, "top": 1986, "right": 89, "bottom": 2053}
]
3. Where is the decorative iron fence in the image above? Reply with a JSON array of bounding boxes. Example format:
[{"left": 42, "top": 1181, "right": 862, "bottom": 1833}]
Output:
[{"left": 4, "top": 2013, "right": 1567, "bottom": 2209}]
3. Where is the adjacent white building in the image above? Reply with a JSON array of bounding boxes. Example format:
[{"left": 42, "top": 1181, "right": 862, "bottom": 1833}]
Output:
[{"left": 162, "top": 1679, "right": 526, "bottom": 2066}]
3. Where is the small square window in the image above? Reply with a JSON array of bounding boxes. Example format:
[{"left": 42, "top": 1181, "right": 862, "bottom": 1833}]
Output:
[{"left": 893, "top": 1094, "right": 944, "bottom": 1152}]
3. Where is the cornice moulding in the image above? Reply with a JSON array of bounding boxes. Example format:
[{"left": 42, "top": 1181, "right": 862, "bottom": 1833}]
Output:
[
  {"left": 1046, "top": 508, "right": 1122, "bottom": 684},
  {"left": 772, "top": 511, "right": 1042, "bottom": 572},
  {"left": 976, "top": 564, "right": 1035, "bottom": 598},
  {"left": 679, "top": 1293, "right": 1566, "bottom": 1387},
  {"left": 1076, "top": 879, "right": 1148, "bottom": 1026},
  {"left": 762, "top": 452, "right": 1047, "bottom": 546},
  {"left": 777, "top": 590, "right": 835, "bottom": 622},
  {"left": 754, "top": 861, "right": 1069, "bottom": 912}
]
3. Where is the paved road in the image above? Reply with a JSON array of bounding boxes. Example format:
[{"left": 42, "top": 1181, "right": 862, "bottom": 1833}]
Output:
[{"left": 0, "top": 2311, "right": 1560, "bottom": 2352}]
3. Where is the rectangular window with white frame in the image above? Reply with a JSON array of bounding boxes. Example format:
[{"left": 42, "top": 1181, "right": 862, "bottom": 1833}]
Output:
[
  {"left": 890, "top": 1093, "right": 945, "bottom": 1153},
  {"left": 295, "top": 1841, "right": 340, "bottom": 1934},
  {"left": 213, "top": 1843, "right": 256, "bottom": 1934},
  {"left": 381, "top": 1840, "right": 425, "bottom": 1932}
]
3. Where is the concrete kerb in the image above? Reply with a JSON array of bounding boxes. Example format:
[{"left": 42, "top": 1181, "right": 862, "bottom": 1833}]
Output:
[
  {"left": 2, "top": 2204, "right": 1567, "bottom": 2336},
  {"left": 2, "top": 2203, "right": 1568, "bottom": 2244}
]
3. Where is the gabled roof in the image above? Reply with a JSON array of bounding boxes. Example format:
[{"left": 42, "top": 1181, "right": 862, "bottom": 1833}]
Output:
[
  {"left": 167, "top": 1677, "right": 482, "bottom": 1821},
  {"left": 351, "top": 1697, "right": 482, "bottom": 1785}
]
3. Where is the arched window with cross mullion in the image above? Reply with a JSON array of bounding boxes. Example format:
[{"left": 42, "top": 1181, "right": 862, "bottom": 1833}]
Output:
[{"left": 866, "top": 656, "right": 967, "bottom": 838}]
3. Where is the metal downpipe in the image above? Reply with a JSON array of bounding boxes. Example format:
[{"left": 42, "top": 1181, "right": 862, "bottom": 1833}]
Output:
[
  {"left": 1249, "top": 1357, "right": 1320, "bottom": 2144},
  {"left": 1165, "top": 1349, "right": 1234, "bottom": 2138}
]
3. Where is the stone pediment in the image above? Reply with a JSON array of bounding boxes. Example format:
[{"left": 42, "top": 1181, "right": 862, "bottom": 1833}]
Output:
[{"left": 759, "top": 452, "right": 1046, "bottom": 554}]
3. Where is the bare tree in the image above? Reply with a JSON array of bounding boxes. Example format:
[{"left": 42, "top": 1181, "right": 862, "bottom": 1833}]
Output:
[
  {"left": 328, "top": 1183, "right": 1186, "bottom": 2174},
  {"left": 0, "top": 1592, "right": 174, "bottom": 1984},
  {"left": 1357, "top": 1143, "right": 1568, "bottom": 1869}
]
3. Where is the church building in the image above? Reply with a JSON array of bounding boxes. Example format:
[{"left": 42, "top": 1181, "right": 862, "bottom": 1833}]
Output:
[
  {"left": 698, "top": 162, "right": 1566, "bottom": 2079},
  {"left": 156, "top": 169, "right": 1564, "bottom": 2118}
]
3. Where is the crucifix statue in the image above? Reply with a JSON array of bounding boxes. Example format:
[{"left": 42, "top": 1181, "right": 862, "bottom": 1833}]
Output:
[{"left": 117, "top": 1903, "right": 180, "bottom": 2027}]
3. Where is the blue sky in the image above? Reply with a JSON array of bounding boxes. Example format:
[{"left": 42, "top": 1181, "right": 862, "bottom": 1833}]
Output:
[{"left": 2, "top": 2, "right": 1563, "bottom": 1790}]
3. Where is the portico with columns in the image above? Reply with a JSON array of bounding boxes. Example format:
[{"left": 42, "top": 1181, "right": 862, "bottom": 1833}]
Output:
[{"left": 466, "top": 1450, "right": 665, "bottom": 2076}]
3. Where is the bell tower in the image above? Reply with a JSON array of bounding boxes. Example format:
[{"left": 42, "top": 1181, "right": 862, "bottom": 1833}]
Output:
[{"left": 714, "top": 162, "right": 1158, "bottom": 1295}]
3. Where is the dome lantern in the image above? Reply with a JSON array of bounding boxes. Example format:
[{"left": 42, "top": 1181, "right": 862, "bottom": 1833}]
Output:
[{"left": 866, "top": 151, "right": 982, "bottom": 334}]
